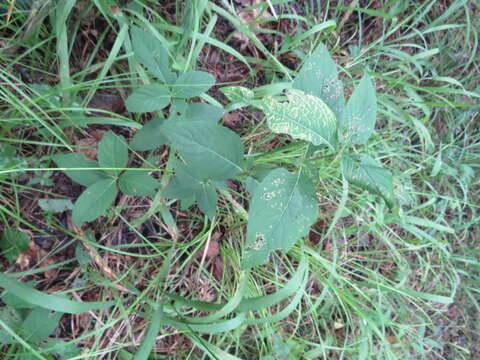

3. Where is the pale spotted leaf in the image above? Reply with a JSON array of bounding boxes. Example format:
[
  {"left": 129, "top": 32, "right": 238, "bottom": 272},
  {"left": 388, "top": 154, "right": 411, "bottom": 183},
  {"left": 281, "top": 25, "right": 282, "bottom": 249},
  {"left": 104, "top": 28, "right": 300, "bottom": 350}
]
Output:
[
  {"left": 243, "top": 168, "right": 318, "bottom": 269},
  {"left": 261, "top": 90, "right": 337, "bottom": 149}
]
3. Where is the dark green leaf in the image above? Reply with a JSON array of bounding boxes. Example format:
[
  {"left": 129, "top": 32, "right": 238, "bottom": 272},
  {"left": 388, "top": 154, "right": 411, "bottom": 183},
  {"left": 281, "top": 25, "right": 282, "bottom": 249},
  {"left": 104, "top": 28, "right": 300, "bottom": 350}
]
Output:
[
  {"left": 172, "top": 102, "right": 224, "bottom": 123},
  {"left": 131, "top": 26, "right": 175, "bottom": 83},
  {"left": 119, "top": 170, "right": 159, "bottom": 197},
  {"left": 342, "top": 154, "right": 394, "bottom": 207},
  {"left": 0, "top": 306, "right": 22, "bottom": 344},
  {"left": 125, "top": 84, "right": 171, "bottom": 113},
  {"left": 163, "top": 159, "right": 218, "bottom": 218},
  {"left": 131, "top": 118, "right": 167, "bottom": 151},
  {"left": 171, "top": 71, "right": 215, "bottom": 99},
  {"left": 243, "top": 169, "right": 318, "bottom": 268},
  {"left": 19, "top": 308, "right": 62, "bottom": 343},
  {"left": 341, "top": 74, "right": 377, "bottom": 144},
  {"left": 293, "top": 43, "right": 345, "bottom": 120},
  {"left": 38, "top": 199, "right": 73, "bottom": 213},
  {"left": 53, "top": 153, "right": 106, "bottom": 187},
  {"left": 0, "top": 230, "right": 30, "bottom": 265},
  {"left": 161, "top": 121, "right": 244, "bottom": 181},
  {"left": 261, "top": 90, "right": 337, "bottom": 149},
  {"left": 98, "top": 131, "right": 128, "bottom": 176},
  {"left": 72, "top": 178, "right": 118, "bottom": 225}
]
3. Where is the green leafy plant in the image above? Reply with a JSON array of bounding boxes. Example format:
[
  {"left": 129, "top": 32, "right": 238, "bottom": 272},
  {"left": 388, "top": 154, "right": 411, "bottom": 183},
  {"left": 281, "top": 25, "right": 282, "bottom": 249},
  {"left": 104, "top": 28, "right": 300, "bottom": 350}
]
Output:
[{"left": 54, "top": 29, "right": 395, "bottom": 270}]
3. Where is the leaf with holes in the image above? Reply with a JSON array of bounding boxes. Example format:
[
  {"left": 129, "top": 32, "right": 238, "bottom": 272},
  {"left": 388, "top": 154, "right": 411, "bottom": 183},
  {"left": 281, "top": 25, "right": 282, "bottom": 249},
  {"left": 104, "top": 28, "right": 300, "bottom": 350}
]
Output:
[
  {"left": 53, "top": 153, "right": 106, "bottom": 187},
  {"left": 131, "top": 26, "right": 175, "bottom": 83},
  {"left": 163, "top": 159, "right": 218, "bottom": 218},
  {"left": 160, "top": 121, "right": 244, "bottom": 181},
  {"left": 119, "top": 170, "right": 159, "bottom": 197},
  {"left": 98, "top": 131, "right": 128, "bottom": 176},
  {"left": 172, "top": 102, "right": 225, "bottom": 123},
  {"left": 293, "top": 43, "right": 345, "bottom": 120},
  {"left": 261, "top": 90, "right": 337, "bottom": 149},
  {"left": 171, "top": 71, "right": 215, "bottom": 99},
  {"left": 125, "top": 84, "right": 171, "bottom": 113},
  {"left": 220, "top": 86, "right": 254, "bottom": 104},
  {"left": 342, "top": 154, "right": 395, "bottom": 207},
  {"left": 19, "top": 307, "right": 62, "bottom": 344},
  {"left": 341, "top": 74, "right": 377, "bottom": 144},
  {"left": 243, "top": 168, "right": 318, "bottom": 269},
  {"left": 72, "top": 178, "right": 118, "bottom": 225}
]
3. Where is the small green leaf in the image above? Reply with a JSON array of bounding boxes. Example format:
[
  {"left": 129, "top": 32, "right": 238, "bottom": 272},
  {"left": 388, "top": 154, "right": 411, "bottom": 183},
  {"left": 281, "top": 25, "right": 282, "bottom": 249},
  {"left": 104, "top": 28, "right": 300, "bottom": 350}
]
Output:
[
  {"left": 131, "top": 26, "right": 175, "bottom": 83},
  {"left": 221, "top": 86, "right": 254, "bottom": 104},
  {"left": 161, "top": 121, "right": 244, "bottom": 181},
  {"left": 98, "top": 131, "right": 128, "bottom": 176},
  {"left": 163, "top": 159, "right": 218, "bottom": 218},
  {"left": 119, "top": 171, "right": 159, "bottom": 197},
  {"left": 38, "top": 199, "right": 74, "bottom": 213},
  {"left": 293, "top": 43, "right": 345, "bottom": 119},
  {"left": 243, "top": 169, "right": 318, "bottom": 269},
  {"left": 19, "top": 308, "right": 62, "bottom": 344},
  {"left": 131, "top": 118, "right": 167, "bottom": 151},
  {"left": 0, "top": 230, "right": 30, "bottom": 265},
  {"left": 341, "top": 74, "right": 377, "bottom": 144},
  {"left": 72, "top": 179, "right": 118, "bottom": 225},
  {"left": 0, "top": 306, "right": 22, "bottom": 344},
  {"left": 53, "top": 153, "right": 106, "bottom": 187},
  {"left": 125, "top": 84, "right": 171, "bottom": 113},
  {"left": 171, "top": 71, "right": 215, "bottom": 99},
  {"left": 43, "top": 339, "right": 81, "bottom": 359},
  {"left": 342, "top": 154, "right": 394, "bottom": 207},
  {"left": 262, "top": 90, "right": 337, "bottom": 149}
]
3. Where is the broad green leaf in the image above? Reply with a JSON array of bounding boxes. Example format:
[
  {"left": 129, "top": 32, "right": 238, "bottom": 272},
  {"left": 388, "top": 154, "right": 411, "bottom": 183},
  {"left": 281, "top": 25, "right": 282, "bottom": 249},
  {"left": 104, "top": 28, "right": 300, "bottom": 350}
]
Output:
[
  {"left": 243, "top": 168, "right": 318, "bottom": 268},
  {"left": 171, "top": 71, "right": 215, "bottom": 99},
  {"left": 72, "top": 178, "right": 118, "bottom": 225},
  {"left": 131, "top": 26, "right": 175, "bottom": 83},
  {"left": 161, "top": 121, "right": 244, "bottom": 180},
  {"left": 19, "top": 308, "right": 62, "bottom": 344},
  {"left": 0, "top": 273, "right": 114, "bottom": 314},
  {"left": 0, "top": 230, "right": 30, "bottom": 265},
  {"left": 119, "top": 170, "right": 159, "bottom": 197},
  {"left": 0, "top": 307, "right": 22, "bottom": 344},
  {"left": 261, "top": 90, "right": 337, "bottom": 149},
  {"left": 53, "top": 153, "right": 106, "bottom": 187},
  {"left": 38, "top": 199, "right": 73, "bottom": 213},
  {"left": 98, "top": 131, "right": 128, "bottom": 176},
  {"left": 292, "top": 43, "right": 345, "bottom": 119},
  {"left": 220, "top": 86, "right": 254, "bottom": 104},
  {"left": 125, "top": 84, "right": 171, "bottom": 113},
  {"left": 341, "top": 74, "right": 377, "bottom": 144},
  {"left": 131, "top": 118, "right": 167, "bottom": 151},
  {"left": 173, "top": 102, "right": 225, "bottom": 123},
  {"left": 163, "top": 159, "right": 218, "bottom": 218},
  {"left": 342, "top": 154, "right": 395, "bottom": 207}
]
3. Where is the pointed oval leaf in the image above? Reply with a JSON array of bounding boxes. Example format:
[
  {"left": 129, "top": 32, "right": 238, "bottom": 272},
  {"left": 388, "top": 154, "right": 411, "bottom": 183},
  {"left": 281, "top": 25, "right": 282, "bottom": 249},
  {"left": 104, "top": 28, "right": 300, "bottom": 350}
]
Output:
[
  {"left": 125, "top": 84, "right": 171, "bottom": 113},
  {"left": 220, "top": 86, "right": 254, "bottom": 104},
  {"left": 342, "top": 154, "right": 394, "bottom": 207},
  {"left": 292, "top": 43, "right": 345, "bottom": 119},
  {"left": 131, "top": 118, "right": 167, "bottom": 151},
  {"left": 118, "top": 170, "right": 159, "bottom": 197},
  {"left": 131, "top": 26, "right": 175, "bottom": 83},
  {"left": 72, "top": 179, "right": 117, "bottom": 225},
  {"left": 161, "top": 121, "right": 244, "bottom": 181},
  {"left": 243, "top": 168, "right": 318, "bottom": 269},
  {"left": 53, "top": 153, "right": 106, "bottom": 186},
  {"left": 98, "top": 131, "right": 128, "bottom": 176},
  {"left": 0, "top": 307, "right": 22, "bottom": 344},
  {"left": 20, "top": 308, "right": 62, "bottom": 344},
  {"left": 262, "top": 90, "right": 337, "bottom": 149},
  {"left": 176, "top": 103, "right": 225, "bottom": 123},
  {"left": 341, "top": 74, "right": 377, "bottom": 144},
  {"left": 171, "top": 71, "right": 215, "bottom": 99}
]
